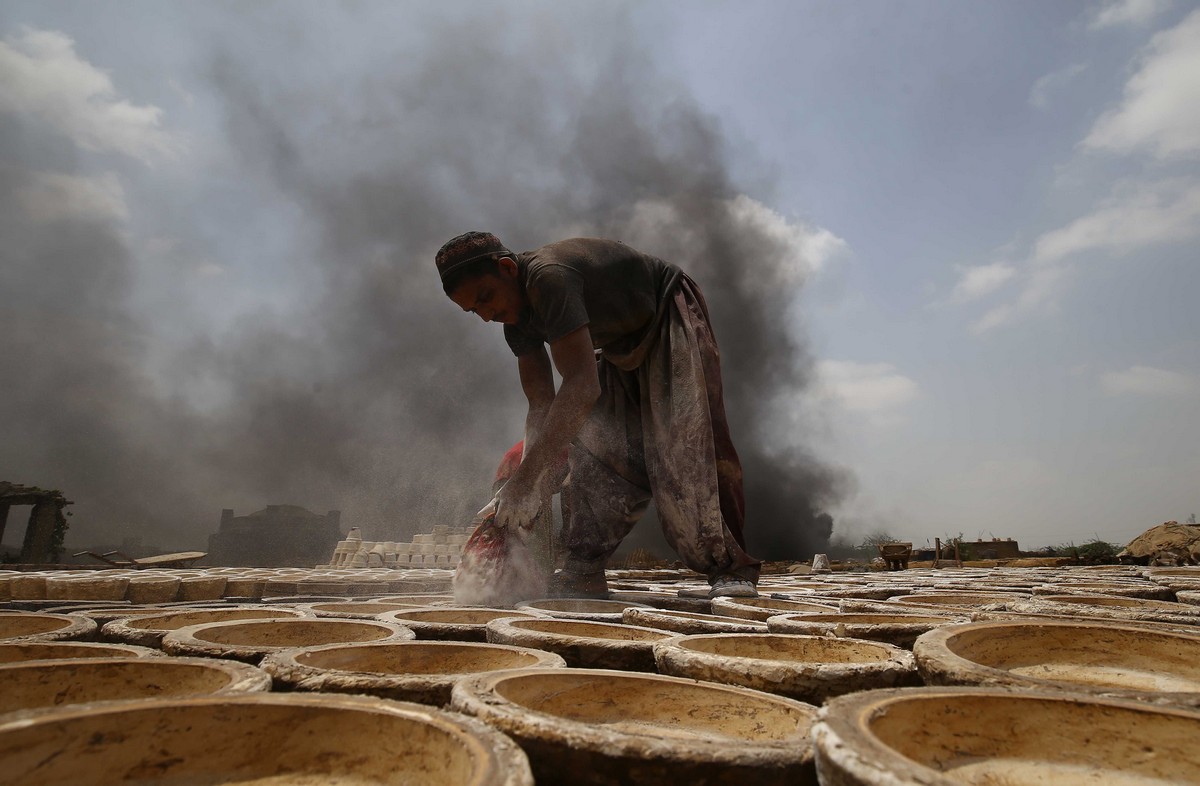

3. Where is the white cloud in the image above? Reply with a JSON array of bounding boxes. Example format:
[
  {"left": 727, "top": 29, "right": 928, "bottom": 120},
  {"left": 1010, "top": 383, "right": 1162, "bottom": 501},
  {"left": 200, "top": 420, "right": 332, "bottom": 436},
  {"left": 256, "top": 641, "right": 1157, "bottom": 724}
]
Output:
[
  {"left": 1083, "top": 9, "right": 1200, "bottom": 158},
  {"left": 971, "top": 266, "right": 1068, "bottom": 334},
  {"left": 1033, "top": 178, "right": 1200, "bottom": 263},
  {"left": 950, "top": 263, "right": 1017, "bottom": 303},
  {"left": 969, "top": 177, "right": 1199, "bottom": 334},
  {"left": 1029, "top": 63, "right": 1087, "bottom": 109},
  {"left": 0, "top": 26, "right": 180, "bottom": 163},
  {"left": 1101, "top": 365, "right": 1200, "bottom": 397},
  {"left": 622, "top": 194, "right": 848, "bottom": 291},
  {"left": 17, "top": 170, "right": 129, "bottom": 223},
  {"left": 816, "top": 360, "right": 919, "bottom": 423},
  {"left": 725, "top": 194, "right": 849, "bottom": 278},
  {"left": 1087, "top": 0, "right": 1173, "bottom": 30}
]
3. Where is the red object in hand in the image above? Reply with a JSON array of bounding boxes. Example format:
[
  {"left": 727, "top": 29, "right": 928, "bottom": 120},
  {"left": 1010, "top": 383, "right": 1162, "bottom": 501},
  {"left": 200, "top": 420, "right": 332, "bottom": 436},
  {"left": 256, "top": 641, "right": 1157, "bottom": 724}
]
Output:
[
  {"left": 454, "top": 510, "right": 547, "bottom": 606},
  {"left": 462, "top": 512, "right": 507, "bottom": 563}
]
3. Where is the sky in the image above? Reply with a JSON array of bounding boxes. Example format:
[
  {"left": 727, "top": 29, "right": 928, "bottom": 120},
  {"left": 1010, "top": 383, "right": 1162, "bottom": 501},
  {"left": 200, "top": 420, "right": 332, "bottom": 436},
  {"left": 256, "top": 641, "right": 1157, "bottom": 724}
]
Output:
[{"left": 0, "top": 0, "right": 1197, "bottom": 556}]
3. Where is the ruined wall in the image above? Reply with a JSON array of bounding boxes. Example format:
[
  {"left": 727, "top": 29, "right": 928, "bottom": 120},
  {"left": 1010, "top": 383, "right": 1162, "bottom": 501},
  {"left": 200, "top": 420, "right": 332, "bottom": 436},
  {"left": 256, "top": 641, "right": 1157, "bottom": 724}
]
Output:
[{"left": 206, "top": 505, "right": 342, "bottom": 567}]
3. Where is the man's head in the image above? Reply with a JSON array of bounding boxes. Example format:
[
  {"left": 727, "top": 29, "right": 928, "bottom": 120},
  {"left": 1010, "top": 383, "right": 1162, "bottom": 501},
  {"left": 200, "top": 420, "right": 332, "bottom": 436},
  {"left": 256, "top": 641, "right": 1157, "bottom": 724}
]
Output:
[{"left": 436, "top": 231, "right": 524, "bottom": 324}]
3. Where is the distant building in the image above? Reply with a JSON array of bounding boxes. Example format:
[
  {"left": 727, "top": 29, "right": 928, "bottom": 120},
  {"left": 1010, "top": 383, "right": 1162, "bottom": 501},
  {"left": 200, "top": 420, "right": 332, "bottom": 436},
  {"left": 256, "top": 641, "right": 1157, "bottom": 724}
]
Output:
[
  {"left": 207, "top": 505, "right": 342, "bottom": 567},
  {"left": 0, "top": 482, "right": 72, "bottom": 564}
]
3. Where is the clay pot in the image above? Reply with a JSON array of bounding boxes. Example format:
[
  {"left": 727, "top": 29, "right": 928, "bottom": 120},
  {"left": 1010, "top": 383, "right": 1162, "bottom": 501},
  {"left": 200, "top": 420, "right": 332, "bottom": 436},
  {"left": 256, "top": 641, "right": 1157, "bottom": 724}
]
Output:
[
  {"left": 0, "top": 641, "right": 161, "bottom": 663},
  {"left": 222, "top": 577, "right": 267, "bottom": 600},
  {"left": 452, "top": 667, "right": 819, "bottom": 786},
  {"left": 887, "top": 593, "right": 1023, "bottom": 610},
  {"left": 804, "top": 586, "right": 910, "bottom": 601},
  {"left": 606, "top": 590, "right": 713, "bottom": 613},
  {"left": 161, "top": 618, "right": 416, "bottom": 664},
  {"left": 1029, "top": 593, "right": 1200, "bottom": 615},
  {"left": 1034, "top": 582, "right": 1174, "bottom": 600},
  {"left": 124, "top": 576, "right": 181, "bottom": 604},
  {"left": 262, "top": 640, "right": 566, "bottom": 705},
  {"left": 518, "top": 598, "right": 651, "bottom": 623},
  {"left": 177, "top": 576, "right": 227, "bottom": 601},
  {"left": 913, "top": 620, "right": 1200, "bottom": 707},
  {"left": 709, "top": 596, "right": 837, "bottom": 621},
  {"left": 373, "top": 593, "right": 457, "bottom": 605},
  {"left": 8, "top": 575, "right": 47, "bottom": 601},
  {"left": 813, "top": 687, "right": 1200, "bottom": 786},
  {"left": 1008, "top": 597, "right": 1200, "bottom": 628},
  {"left": 653, "top": 633, "right": 918, "bottom": 704},
  {"left": 102, "top": 606, "right": 311, "bottom": 648},
  {"left": 485, "top": 618, "right": 673, "bottom": 671},
  {"left": 378, "top": 608, "right": 545, "bottom": 642},
  {"left": 0, "top": 693, "right": 532, "bottom": 785},
  {"left": 44, "top": 576, "right": 130, "bottom": 602},
  {"left": 298, "top": 601, "right": 427, "bottom": 619},
  {"left": 0, "top": 656, "right": 270, "bottom": 720},
  {"left": 767, "top": 612, "right": 965, "bottom": 649},
  {"left": 623, "top": 607, "right": 769, "bottom": 634},
  {"left": 0, "top": 612, "right": 96, "bottom": 643},
  {"left": 837, "top": 599, "right": 981, "bottom": 618},
  {"left": 48, "top": 606, "right": 160, "bottom": 625}
]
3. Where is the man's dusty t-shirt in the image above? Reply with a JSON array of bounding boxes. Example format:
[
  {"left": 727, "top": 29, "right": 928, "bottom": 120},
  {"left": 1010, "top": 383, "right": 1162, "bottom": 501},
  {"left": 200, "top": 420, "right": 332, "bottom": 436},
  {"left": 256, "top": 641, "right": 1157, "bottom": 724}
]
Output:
[{"left": 503, "top": 238, "right": 679, "bottom": 357}]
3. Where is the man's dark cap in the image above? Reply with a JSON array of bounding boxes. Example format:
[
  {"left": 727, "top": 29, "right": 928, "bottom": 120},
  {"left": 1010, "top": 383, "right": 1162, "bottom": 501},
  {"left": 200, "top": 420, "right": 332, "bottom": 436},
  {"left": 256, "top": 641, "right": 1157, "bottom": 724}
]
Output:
[{"left": 435, "top": 231, "right": 513, "bottom": 282}]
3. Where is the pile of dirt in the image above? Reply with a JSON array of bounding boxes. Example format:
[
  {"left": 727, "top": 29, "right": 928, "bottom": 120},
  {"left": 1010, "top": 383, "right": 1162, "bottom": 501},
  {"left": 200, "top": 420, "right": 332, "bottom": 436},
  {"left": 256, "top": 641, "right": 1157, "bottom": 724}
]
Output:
[{"left": 1119, "top": 521, "right": 1200, "bottom": 565}]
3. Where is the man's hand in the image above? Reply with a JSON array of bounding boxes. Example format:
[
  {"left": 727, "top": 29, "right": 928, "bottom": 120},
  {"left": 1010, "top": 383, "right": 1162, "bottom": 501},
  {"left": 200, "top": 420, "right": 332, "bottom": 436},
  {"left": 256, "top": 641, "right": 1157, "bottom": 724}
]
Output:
[{"left": 493, "top": 475, "right": 547, "bottom": 531}]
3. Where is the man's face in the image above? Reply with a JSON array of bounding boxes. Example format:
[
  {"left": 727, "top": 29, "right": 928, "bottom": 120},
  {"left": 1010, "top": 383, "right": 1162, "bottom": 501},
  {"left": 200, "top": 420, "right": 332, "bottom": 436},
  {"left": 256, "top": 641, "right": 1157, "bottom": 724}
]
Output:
[{"left": 449, "top": 270, "right": 522, "bottom": 325}]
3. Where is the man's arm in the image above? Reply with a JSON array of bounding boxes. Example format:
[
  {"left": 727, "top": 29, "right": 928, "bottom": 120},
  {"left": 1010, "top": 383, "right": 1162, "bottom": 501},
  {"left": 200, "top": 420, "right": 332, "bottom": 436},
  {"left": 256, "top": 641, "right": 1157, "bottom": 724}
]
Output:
[
  {"left": 517, "top": 345, "right": 556, "bottom": 461},
  {"left": 497, "top": 325, "right": 600, "bottom": 529}
]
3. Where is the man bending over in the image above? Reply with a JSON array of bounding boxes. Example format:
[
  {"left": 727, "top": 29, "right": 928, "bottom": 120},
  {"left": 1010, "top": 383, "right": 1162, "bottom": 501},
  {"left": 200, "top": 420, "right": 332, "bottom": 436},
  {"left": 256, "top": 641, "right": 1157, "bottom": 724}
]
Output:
[{"left": 437, "top": 232, "right": 760, "bottom": 599}]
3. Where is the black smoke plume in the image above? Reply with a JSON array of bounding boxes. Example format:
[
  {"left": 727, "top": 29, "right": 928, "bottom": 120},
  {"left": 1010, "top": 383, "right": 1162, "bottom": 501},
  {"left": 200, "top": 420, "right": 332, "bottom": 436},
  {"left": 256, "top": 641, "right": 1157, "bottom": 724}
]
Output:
[{"left": 0, "top": 5, "right": 847, "bottom": 559}]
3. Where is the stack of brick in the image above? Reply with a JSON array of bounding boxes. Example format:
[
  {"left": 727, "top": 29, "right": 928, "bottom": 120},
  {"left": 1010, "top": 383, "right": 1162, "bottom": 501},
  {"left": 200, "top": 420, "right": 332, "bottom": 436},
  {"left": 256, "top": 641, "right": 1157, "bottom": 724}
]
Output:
[{"left": 324, "top": 525, "right": 472, "bottom": 569}]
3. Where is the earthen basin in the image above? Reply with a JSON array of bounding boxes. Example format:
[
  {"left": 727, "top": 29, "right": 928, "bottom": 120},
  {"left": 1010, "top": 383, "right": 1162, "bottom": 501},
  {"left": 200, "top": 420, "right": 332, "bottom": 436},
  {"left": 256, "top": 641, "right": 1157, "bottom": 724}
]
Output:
[
  {"left": 0, "top": 656, "right": 270, "bottom": 721},
  {"left": 606, "top": 590, "right": 712, "bottom": 613},
  {"left": 0, "top": 692, "right": 532, "bottom": 786},
  {"left": 0, "top": 612, "right": 96, "bottom": 643},
  {"left": 1030, "top": 593, "right": 1200, "bottom": 615},
  {"left": 378, "top": 608, "right": 545, "bottom": 641},
  {"left": 44, "top": 575, "right": 130, "bottom": 602},
  {"left": 803, "top": 586, "right": 909, "bottom": 600},
  {"left": 710, "top": 596, "right": 837, "bottom": 621},
  {"left": 517, "top": 598, "right": 651, "bottom": 623},
  {"left": 1008, "top": 597, "right": 1200, "bottom": 628},
  {"left": 623, "top": 607, "right": 769, "bottom": 634},
  {"left": 813, "top": 687, "right": 1200, "bottom": 786},
  {"left": 654, "top": 633, "right": 918, "bottom": 704},
  {"left": 161, "top": 618, "right": 416, "bottom": 664},
  {"left": 485, "top": 617, "right": 673, "bottom": 671},
  {"left": 0, "top": 641, "right": 162, "bottom": 663},
  {"left": 452, "top": 667, "right": 819, "bottom": 786},
  {"left": 767, "top": 612, "right": 965, "bottom": 649},
  {"left": 102, "top": 606, "right": 311, "bottom": 648},
  {"left": 372, "top": 593, "right": 457, "bottom": 605},
  {"left": 1034, "top": 581, "right": 1174, "bottom": 600},
  {"left": 262, "top": 640, "right": 567, "bottom": 706},
  {"left": 299, "top": 600, "right": 428, "bottom": 619},
  {"left": 913, "top": 620, "right": 1200, "bottom": 707},
  {"left": 49, "top": 605, "right": 170, "bottom": 625},
  {"left": 888, "top": 592, "right": 1023, "bottom": 610}
]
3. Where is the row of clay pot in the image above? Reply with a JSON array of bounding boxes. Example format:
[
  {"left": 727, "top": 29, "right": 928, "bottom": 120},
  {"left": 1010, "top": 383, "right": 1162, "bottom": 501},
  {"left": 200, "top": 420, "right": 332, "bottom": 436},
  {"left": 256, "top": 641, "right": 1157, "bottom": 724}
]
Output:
[
  {"left": 2, "top": 567, "right": 1200, "bottom": 784},
  {"left": 0, "top": 568, "right": 454, "bottom": 603}
]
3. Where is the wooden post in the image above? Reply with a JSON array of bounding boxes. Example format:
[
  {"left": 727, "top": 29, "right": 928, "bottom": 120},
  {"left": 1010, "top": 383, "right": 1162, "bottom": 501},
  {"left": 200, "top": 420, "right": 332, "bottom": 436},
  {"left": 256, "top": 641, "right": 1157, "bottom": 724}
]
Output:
[{"left": 934, "top": 538, "right": 940, "bottom": 568}]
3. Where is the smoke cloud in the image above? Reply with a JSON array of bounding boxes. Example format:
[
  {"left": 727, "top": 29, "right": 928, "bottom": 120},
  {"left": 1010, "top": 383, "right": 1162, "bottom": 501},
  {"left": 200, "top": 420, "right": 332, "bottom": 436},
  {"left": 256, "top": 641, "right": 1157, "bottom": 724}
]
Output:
[{"left": 0, "top": 4, "right": 847, "bottom": 559}]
